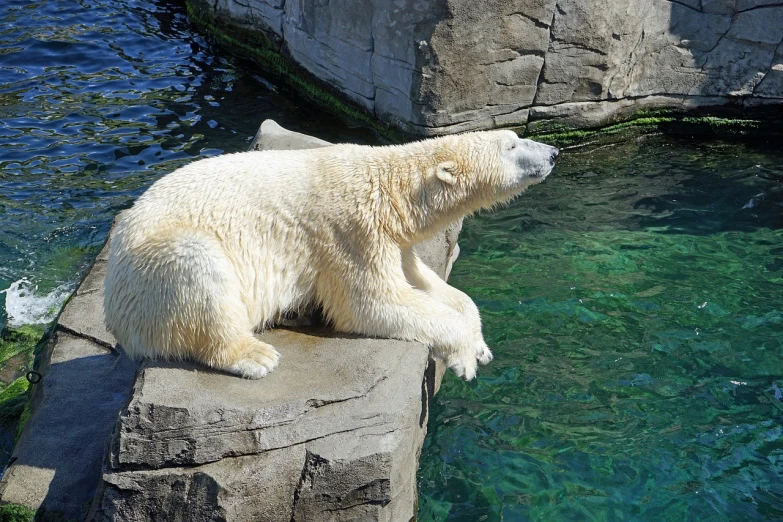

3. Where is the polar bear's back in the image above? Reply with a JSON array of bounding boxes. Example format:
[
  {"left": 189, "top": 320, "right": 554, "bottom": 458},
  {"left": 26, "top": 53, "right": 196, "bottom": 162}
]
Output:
[{"left": 132, "top": 150, "right": 313, "bottom": 224}]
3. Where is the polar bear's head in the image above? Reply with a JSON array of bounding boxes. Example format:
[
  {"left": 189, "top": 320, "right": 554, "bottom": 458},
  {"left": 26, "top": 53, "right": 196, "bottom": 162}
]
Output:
[
  {"left": 426, "top": 130, "right": 559, "bottom": 215},
  {"left": 496, "top": 130, "right": 558, "bottom": 191}
]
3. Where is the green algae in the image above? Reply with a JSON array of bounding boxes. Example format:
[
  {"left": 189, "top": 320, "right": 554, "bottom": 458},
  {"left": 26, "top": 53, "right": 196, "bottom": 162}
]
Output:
[
  {"left": 13, "top": 402, "right": 32, "bottom": 443},
  {"left": 0, "top": 378, "right": 30, "bottom": 421},
  {"left": 0, "top": 325, "right": 43, "bottom": 371},
  {"left": 0, "top": 504, "right": 35, "bottom": 522},
  {"left": 528, "top": 114, "right": 768, "bottom": 148}
]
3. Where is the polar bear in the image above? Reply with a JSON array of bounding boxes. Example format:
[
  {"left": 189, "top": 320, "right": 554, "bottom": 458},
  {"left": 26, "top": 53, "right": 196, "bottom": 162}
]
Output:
[{"left": 103, "top": 130, "right": 558, "bottom": 381}]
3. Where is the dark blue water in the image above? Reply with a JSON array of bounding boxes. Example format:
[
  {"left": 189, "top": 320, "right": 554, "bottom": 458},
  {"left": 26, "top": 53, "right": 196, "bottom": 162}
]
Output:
[{"left": 0, "top": 0, "right": 375, "bottom": 330}]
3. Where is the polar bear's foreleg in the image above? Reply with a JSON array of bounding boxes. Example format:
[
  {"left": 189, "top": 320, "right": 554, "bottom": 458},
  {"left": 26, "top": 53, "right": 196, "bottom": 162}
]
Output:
[
  {"left": 323, "top": 271, "right": 483, "bottom": 380},
  {"left": 402, "top": 248, "right": 492, "bottom": 365}
]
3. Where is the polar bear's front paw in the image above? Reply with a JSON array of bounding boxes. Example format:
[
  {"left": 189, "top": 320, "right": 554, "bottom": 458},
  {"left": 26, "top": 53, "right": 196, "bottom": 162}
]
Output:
[
  {"left": 475, "top": 341, "right": 493, "bottom": 365},
  {"left": 447, "top": 355, "right": 477, "bottom": 381},
  {"left": 226, "top": 340, "right": 280, "bottom": 379}
]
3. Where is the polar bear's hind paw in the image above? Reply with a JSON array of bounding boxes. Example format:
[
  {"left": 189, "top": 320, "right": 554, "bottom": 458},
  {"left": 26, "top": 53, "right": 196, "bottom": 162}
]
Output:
[{"left": 225, "top": 339, "right": 281, "bottom": 379}]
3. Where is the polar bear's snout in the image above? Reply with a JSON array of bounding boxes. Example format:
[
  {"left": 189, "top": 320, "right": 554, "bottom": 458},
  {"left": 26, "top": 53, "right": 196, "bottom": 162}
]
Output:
[
  {"left": 505, "top": 138, "right": 559, "bottom": 184},
  {"left": 538, "top": 144, "right": 559, "bottom": 178}
]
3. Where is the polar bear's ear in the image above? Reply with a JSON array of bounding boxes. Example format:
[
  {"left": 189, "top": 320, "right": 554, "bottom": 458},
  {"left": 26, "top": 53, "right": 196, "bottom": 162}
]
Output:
[{"left": 435, "top": 161, "right": 458, "bottom": 185}]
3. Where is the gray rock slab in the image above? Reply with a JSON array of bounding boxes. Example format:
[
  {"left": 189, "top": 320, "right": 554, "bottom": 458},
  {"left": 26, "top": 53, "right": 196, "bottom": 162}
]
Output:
[
  {"left": 57, "top": 250, "right": 116, "bottom": 349},
  {"left": 109, "top": 329, "right": 430, "bottom": 470},
  {"left": 94, "top": 446, "right": 305, "bottom": 521},
  {"left": 0, "top": 330, "right": 137, "bottom": 521},
  {"left": 94, "top": 331, "right": 439, "bottom": 521}
]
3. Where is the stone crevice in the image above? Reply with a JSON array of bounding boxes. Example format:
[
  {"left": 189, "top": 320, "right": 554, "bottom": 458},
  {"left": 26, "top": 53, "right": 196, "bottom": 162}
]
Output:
[
  {"left": 662, "top": 0, "right": 703, "bottom": 13},
  {"left": 684, "top": 22, "right": 733, "bottom": 99},
  {"left": 55, "top": 323, "right": 119, "bottom": 353},
  {"left": 550, "top": 38, "right": 610, "bottom": 57},
  {"left": 753, "top": 34, "right": 783, "bottom": 95},
  {"left": 117, "top": 414, "right": 393, "bottom": 471},
  {"left": 530, "top": 6, "right": 557, "bottom": 108},
  {"left": 507, "top": 11, "right": 551, "bottom": 29},
  {"left": 607, "top": 29, "right": 646, "bottom": 101},
  {"left": 736, "top": 2, "right": 783, "bottom": 14}
]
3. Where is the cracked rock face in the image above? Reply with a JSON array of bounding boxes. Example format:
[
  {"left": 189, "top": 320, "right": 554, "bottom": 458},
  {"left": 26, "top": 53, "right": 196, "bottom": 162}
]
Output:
[
  {"left": 199, "top": 0, "right": 783, "bottom": 134},
  {"left": 94, "top": 331, "right": 440, "bottom": 521}
]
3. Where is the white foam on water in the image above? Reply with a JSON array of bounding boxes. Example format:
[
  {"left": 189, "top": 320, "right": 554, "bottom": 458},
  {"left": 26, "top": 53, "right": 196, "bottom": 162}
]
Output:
[{"left": 1, "top": 278, "right": 73, "bottom": 328}]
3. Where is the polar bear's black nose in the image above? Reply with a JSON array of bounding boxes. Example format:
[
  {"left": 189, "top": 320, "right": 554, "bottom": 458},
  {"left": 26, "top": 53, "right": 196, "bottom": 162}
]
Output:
[{"left": 550, "top": 148, "right": 559, "bottom": 161}]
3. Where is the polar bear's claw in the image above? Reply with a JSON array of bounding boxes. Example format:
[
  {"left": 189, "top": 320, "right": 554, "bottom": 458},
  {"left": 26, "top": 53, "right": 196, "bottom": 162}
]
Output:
[
  {"left": 229, "top": 359, "right": 269, "bottom": 379},
  {"left": 448, "top": 357, "right": 477, "bottom": 382},
  {"left": 476, "top": 343, "right": 493, "bottom": 365}
]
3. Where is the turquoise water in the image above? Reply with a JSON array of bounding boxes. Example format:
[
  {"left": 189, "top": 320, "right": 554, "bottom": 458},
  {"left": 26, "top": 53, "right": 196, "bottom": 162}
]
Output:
[{"left": 418, "top": 136, "right": 783, "bottom": 520}]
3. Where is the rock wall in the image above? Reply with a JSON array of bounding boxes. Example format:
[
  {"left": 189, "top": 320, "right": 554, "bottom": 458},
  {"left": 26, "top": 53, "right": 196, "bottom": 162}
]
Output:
[{"left": 195, "top": 0, "right": 783, "bottom": 135}]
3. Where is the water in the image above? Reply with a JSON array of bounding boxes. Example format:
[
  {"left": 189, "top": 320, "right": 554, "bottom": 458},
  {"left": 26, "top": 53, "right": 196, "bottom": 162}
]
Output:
[
  {"left": 0, "top": 0, "right": 375, "bottom": 332},
  {"left": 418, "top": 135, "right": 783, "bottom": 520},
  {"left": 2, "top": 0, "right": 783, "bottom": 519}
]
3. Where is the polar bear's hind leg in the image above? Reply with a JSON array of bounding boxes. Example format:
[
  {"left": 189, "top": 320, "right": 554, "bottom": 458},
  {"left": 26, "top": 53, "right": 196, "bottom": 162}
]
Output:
[{"left": 116, "top": 227, "right": 280, "bottom": 379}]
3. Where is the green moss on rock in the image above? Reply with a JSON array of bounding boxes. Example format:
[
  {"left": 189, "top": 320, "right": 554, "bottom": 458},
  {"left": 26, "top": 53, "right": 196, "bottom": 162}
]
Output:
[
  {"left": 0, "top": 503, "right": 36, "bottom": 522},
  {"left": 528, "top": 114, "right": 771, "bottom": 148},
  {"left": 0, "top": 377, "right": 30, "bottom": 421},
  {"left": 13, "top": 402, "right": 32, "bottom": 442},
  {"left": 0, "top": 325, "right": 43, "bottom": 367}
]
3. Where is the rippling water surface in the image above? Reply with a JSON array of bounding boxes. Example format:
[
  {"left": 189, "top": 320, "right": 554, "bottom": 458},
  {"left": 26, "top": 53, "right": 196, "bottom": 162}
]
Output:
[
  {"left": 0, "top": 0, "right": 373, "bottom": 330},
  {"left": 418, "top": 136, "right": 783, "bottom": 520}
]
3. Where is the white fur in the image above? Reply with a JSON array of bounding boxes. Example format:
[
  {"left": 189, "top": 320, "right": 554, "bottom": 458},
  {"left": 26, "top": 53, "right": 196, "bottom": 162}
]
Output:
[{"left": 103, "top": 130, "right": 558, "bottom": 380}]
